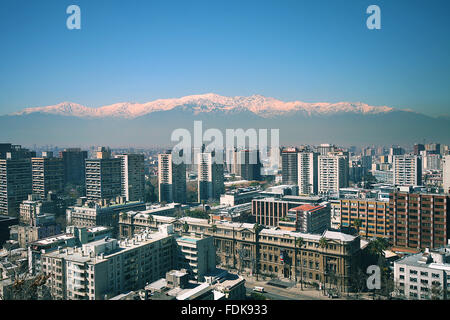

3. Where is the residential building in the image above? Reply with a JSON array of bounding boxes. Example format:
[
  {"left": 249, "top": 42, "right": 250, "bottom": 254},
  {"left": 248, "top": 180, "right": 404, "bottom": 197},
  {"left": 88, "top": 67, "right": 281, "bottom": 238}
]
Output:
[
  {"left": 158, "top": 151, "right": 187, "bottom": 204},
  {"left": 31, "top": 152, "right": 65, "bottom": 198},
  {"left": 60, "top": 148, "right": 88, "bottom": 185},
  {"left": 198, "top": 152, "right": 224, "bottom": 202},
  {"left": 281, "top": 147, "right": 298, "bottom": 185},
  {"left": 297, "top": 151, "right": 318, "bottom": 195},
  {"left": 115, "top": 154, "right": 145, "bottom": 202},
  {"left": 85, "top": 147, "right": 122, "bottom": 201},
  {"left": 41, "top": 226, "right": 175, "bottom": 300},
  {"left": 389, "top": 192, "right": 449, "bottom": 249},
  {"left": 0, "top": 150, "right": 33, "bottom": 216},
  {"left": 19, "top": 194, "right": 56, "bottom": 225},
  {"left": 393, "top": 155, "right": 422, "bottom": 186},
  {"left": 318, "top": 154, "right": 349, "bottom": 195}
]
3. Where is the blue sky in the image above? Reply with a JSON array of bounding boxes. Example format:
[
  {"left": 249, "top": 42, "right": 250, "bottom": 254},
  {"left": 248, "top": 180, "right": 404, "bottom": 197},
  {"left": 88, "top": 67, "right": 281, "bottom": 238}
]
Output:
[{"left": 0, "top": 0, "right": 449, "bottom": 116}]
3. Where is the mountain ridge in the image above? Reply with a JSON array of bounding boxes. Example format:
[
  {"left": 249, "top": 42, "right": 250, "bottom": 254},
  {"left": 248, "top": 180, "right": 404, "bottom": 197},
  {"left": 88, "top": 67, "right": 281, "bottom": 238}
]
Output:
[{"left": 11, "top": 93, "right": 398, "bottom": 119}]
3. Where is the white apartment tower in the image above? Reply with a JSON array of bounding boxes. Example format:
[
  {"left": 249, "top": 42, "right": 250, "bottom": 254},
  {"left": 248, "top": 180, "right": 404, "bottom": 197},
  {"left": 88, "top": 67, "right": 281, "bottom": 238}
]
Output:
[
  {"left": 115, "top": 154, "right": 145, "bottom": 202},
  {"left": 318, "top": 154, "right": 349, "bottom": 195},
  {"left": 158, "top": 152, "right": 187, "bottom": 204},
  {"left": 297, "top": 151, "right": 318, "bottom": 195},
  {"left": 197, "top": 152, "right": 224, "bottom": 202},
  {"left": 393, "top": 155, "right": 422, "bottom": 186}
]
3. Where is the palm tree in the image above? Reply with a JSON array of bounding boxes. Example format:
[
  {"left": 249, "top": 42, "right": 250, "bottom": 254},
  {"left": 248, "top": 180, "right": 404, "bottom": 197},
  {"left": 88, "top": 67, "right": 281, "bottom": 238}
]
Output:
[
  {"left": 353, "top": 218, "right": 362, "bottom": 235},
  {"left": 319, "top": 237, "right": 329, "bottom": 295},
  {"left": 295, "top": 237, "right": 305, "bottom": 290}
]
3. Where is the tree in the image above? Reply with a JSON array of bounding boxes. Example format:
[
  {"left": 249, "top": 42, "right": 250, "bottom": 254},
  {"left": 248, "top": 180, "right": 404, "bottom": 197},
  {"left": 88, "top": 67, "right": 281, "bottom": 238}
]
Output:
[
  {"left": 182, "top": 222, "right": 189, "bottom": 233},
  {"left": 295, "top": 237, "right": 305, "bottom": 290},
  {"left": 353, "top": 218, "right": 362, "bottom": 235},
  {"left": 319, "top": 237, "right": 328, "bottom": 294}
]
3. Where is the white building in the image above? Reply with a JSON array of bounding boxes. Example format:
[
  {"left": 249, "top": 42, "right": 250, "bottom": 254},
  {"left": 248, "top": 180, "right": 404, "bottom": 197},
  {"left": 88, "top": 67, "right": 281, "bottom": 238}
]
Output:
[
  {"left": 394, "top": 247, "right": 450, "bottom": 300},
  {"left": 115, "top": 154, "right": 145, "bottom": 202},
  {"left": 197, "top": 152, "right": 224, "bottom": 202},
  {"left": 297, "top": 151, "right": 318, "bottom": 195},
  {"left": 393, "top": 155, "right": 422, "bottom": 186},
  {"left": 42, "top": 226, "right": 175, "bottom": 300},
  {"left": 158, "top": 152, "right": 187, "bottom": 204},
  {"left": 318, "top": 155, "right": 349, "bottom": 195}
]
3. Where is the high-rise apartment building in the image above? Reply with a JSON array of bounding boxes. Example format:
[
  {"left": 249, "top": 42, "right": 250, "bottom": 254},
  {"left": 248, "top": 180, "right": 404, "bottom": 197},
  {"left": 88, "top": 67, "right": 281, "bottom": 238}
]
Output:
[
  {"left": 115, "top": 154, "right": 145, "bottom": 202},
  {"left": 297, "top": 151, "right": 318, "bottom": 195},
  {"left": 389, "top": 192, "right": 449, "bottom": 249},
  {"left": 281, "top": 148, "right": 298, "bottom": 185},
  {"left": 158, "top": 151, "right": 186, "bottom": 204},
  {"left": 0, "top": 145, "right": 34, "bottom": 216},
  {"left": 236, "top": 149, "right": 262, "bottom": 181},
  {"left": 85, "top": 147, "right": 122, "bottom": 201},
  {"left": 393, "top": 155, "right": 422, "bottom": 186},
  {"left": 318, "top": 154, "right": 349, "bottom": 195},
  {"left": 197, "top": 152, "right": 224, "bottom": 202},
  {"left": 31, "top": 152, "right": 65, "bottom": 198},
  {"left": 60, "top": 148, "right": 88, "bottom": 185}
]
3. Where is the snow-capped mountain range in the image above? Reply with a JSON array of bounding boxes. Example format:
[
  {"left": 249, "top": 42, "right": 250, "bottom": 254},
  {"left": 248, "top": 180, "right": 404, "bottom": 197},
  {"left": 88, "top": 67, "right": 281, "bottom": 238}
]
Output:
[{"left": 12, "top": 93, "right": 397, "bottom": 119}]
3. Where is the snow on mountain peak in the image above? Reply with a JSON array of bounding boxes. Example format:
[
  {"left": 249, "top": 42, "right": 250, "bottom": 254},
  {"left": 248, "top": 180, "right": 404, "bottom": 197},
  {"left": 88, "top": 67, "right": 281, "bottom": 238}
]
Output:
[{"left": 11, "top": 94, "right": 395, "bottom": 119}]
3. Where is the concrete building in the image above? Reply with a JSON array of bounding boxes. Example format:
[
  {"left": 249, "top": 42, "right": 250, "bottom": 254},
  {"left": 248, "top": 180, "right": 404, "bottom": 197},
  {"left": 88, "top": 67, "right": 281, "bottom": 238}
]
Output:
[
  {"left": 17, "top": 213, "right": 61, "bottom": 247},
  {"left": 175, "top": 235, "right": 216, "bottom": 281},
  {"left": 31, "top": 152, "right": 65, "bottom": 198},
  {"left": 60, "top": 148, "right": 88, "bottom": 185},
  {"left": 85, "top": 147, "right": 122, "bottom": 201},
  {"left": 158, "top": 152, "right": 187, "bottom": 204},
  {"left": 318, "top": 154, "right": 349, "bottom": 195},
  {"left": 393, "top": 155, "right": 422, "bottom": 186},
  {"left": 66, "top": 200, "right": 145, "bottom": 237},
  {"left": 339, "top": 198, "right": 390, "bottom": 239},
  {"left": 19, "top": 194, "right": 56, "bottom": 225},
  {"left": 252, "top": 196, "right": 324, "bottom": 227},
  {"left": 281, "top": 147, "right": 298, "bottom": 185},
  {"left": 443, "top": 155, "right": 450, "bottom": 194},
  {"left": 115, "top": 154, "right": 145, "bottom": 202},
  {"left": 0, "top": 215, "right": 18, "bottom": 246},
  {"left": 0, "top": 154, "right": 33, "bottom": 216},
  {"left": 394, "top": 247, "right": 450, "bottom": 300},
  {"left": 41, "top": 226, "right": 175, "bottom": 300},
  {"left": 280, "top": 203, "right": 330, "bottom": 234},
  {"left": 297, "top": 151, "right": 318, "bottom": 195},
  {"left": 235, "top": 150, "right": 262, "bottom": 181},
  {"left": 389, "top": 192, "right": 449, "bottom": 250},
  {"left": 219, "top": 187, "right": 261, "bottom": 206},
  {"left": 198, "top": 152, "right": 224, "bottom": 202}
]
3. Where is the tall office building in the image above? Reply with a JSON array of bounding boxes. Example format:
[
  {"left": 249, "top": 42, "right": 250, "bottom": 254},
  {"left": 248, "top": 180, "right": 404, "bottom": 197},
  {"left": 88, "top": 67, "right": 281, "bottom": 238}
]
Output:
[
  {"left": 115, "top": 154, "right": 145, "bottom": 202},
  {"left": 390, "top": 146, "right": 405, "bottom": 156},
  {"left": 316, "top": 144, "right": 336, "bottom": 156},
  {"left": 60, "top": 148, "right": 88, "bottom": 185},
  {"left": 425, "top": 143, "right": 441, "bottom": 155},
  {"left": 443, "top": 155, "right": 450, "bottom": 194},
  {"left": 0, "top": 146, "right": 33, "bottom": 216},
  {"left": 297, "top": 151, "right": 318, "bottom": 195},
  {"left": 281, "top": 147, "right": 298, "bottom": 185},
  {"left": 85, "top": 147, "right": 122, "bottom": 201},
  {"left": 198, "top": 152, "right": 224, "bottom": 202},
  {"left": 158, "top": 151, "right": 186, "bottom": 204},
  {"left": 236, "top": 150, "right": 262, "bottom": 181},
  {"left": 393, "top": 155, "right": 422, "bottom": 186},
  {"left": 318, "top": 154, "right": 349, "bottom": 195},
  {"left": 31, "top": 152, "right": 65, "bottom": 198}
]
